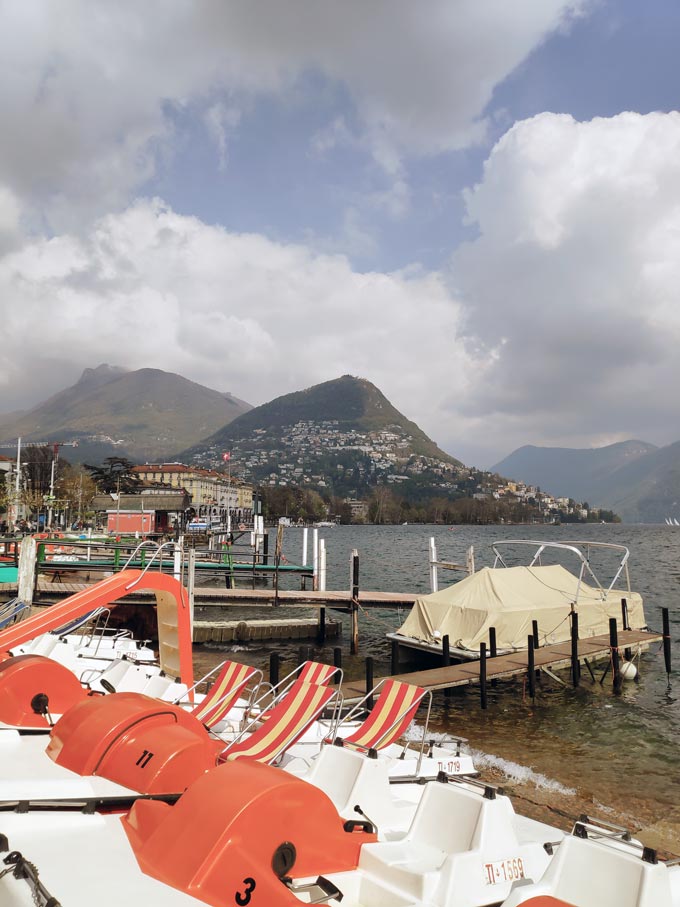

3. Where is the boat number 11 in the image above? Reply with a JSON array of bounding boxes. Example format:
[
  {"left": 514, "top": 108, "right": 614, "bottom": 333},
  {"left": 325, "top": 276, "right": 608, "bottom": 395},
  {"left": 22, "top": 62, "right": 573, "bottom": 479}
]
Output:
[{"left": 235, "top": 877, "right": 256, "bottom": 905}]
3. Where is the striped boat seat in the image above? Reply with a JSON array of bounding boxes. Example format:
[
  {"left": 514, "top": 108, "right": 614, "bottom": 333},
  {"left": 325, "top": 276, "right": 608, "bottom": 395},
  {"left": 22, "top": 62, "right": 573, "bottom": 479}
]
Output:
[
  {"left": 220, "top": 680, "right": 338, "bottom": 764},
  {"left": 338, "top": 679, "right": 427, "bottom": 752},
  {"left": 190, "top": 660, "right": 259, "bottom": 728}
]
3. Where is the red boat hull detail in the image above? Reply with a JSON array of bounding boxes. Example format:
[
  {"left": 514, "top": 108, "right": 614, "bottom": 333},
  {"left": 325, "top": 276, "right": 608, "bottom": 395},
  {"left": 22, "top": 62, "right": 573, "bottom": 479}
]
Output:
[
  {"left": 124, "top": 761, "right": 376, "bottom": 906},
  {"left": 513, "top": 900, "right": 576, "bottom": 906},
  {"left": 0, "top": 654, "right": 87, "bottom": 728},
  {"left": 47, "top": 692, "right": 220, "bottom": 793},
  {"left": 0, "top": 569, "right": 194, "bottom": 690}
]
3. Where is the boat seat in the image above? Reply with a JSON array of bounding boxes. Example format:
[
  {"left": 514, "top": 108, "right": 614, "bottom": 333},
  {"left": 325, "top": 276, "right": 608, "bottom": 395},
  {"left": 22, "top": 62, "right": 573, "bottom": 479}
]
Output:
[
  {"left": 140, "top": 674, "right": 176, "bottom": 699},
  {"left": 88, "top": 659, "right": 158, "bottom": 694},
  {"left": 301, "top": 744, "right": 417, "bottom": 835},
  {"left": 17, "top": 634, "right": 60, "bottom": 657},
  {"left": 157, "top": 680, "right": 189, "bottom": 703},
  {"left": 359, "top": 778, "right": 552, "bottom": 904},
  {"left": 502, "top": 826, "right": 678, "bottom": 907}
]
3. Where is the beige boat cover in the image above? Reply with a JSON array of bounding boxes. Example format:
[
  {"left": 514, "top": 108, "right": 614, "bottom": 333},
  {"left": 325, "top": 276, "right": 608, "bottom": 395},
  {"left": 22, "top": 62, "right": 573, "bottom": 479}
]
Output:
[{"left": 396, "top": 564, "right": 645, "bottom": 651}]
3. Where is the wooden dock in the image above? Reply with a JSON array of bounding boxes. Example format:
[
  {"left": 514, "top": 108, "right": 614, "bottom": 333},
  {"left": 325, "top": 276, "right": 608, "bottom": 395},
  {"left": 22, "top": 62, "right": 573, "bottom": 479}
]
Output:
[
  {"left": 192, "top": 616, "right": 341, "bottom": 644},
  {"left": 26, "top": 580, "right": 417, "bottom": 611},
  {"left": 339, "top": 628, "right": 662, "bottom": 700}
]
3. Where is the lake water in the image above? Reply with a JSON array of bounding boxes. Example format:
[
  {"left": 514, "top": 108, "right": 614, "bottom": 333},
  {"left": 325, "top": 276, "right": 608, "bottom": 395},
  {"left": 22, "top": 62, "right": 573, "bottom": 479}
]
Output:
[{"left": 195, "top": 522, "right": 680, "bottom": 839}]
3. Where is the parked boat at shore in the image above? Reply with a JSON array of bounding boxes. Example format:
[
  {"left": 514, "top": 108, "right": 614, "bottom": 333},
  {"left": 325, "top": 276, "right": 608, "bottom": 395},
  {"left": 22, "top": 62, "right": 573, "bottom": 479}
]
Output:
[
  {"left": 0, "top": 754, "right": 678, "bottom": 907},
  {"left": 388, "top": 539, "right": 647, "bottom": 661}
]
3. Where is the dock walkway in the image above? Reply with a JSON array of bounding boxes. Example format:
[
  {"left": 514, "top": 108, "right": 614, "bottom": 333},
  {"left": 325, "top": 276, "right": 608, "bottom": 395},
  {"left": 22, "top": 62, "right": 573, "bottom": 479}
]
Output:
[
  {"left": 339, "top": 628, "right": 662, "bottom": 700},
  {"left": 23, "top": 580, "right": 417, "bottom": 610}
]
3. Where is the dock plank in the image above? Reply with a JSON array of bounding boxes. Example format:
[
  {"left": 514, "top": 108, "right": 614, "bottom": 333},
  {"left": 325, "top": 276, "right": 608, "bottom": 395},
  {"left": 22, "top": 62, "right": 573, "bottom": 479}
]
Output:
[{"left": 341, "top": 629, "right": 661, "bottom": 699}]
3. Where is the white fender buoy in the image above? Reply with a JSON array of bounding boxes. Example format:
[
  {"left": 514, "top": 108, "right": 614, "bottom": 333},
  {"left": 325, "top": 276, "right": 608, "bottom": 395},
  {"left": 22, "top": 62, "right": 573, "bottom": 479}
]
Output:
[{"left": 620, "top": 661, "right": 638, "bottom": 681}]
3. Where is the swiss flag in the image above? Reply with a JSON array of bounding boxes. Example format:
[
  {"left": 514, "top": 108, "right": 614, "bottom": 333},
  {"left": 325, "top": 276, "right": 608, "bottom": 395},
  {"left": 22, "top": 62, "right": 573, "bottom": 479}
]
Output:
[{"left": 222, "top": 452, "right": 231, "bottom": 462}]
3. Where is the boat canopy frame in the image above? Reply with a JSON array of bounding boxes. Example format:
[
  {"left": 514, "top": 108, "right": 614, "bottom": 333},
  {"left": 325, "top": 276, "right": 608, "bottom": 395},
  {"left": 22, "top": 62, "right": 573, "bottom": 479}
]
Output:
[{"left": 490, "top": 539, "right": 632, "bottom": 604}]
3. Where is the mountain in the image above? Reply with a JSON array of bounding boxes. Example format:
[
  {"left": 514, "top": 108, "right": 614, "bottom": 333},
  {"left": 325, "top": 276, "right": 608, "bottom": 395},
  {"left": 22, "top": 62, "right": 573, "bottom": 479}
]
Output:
[
  {"left": 491, "top": 440, "right": 680, "bottom": 523},
  {"left": 0, "top": 365, "right": 252, "bottom": 462},
  {"left": 183, "top": 375, "right": 463, "bottom": 498}
]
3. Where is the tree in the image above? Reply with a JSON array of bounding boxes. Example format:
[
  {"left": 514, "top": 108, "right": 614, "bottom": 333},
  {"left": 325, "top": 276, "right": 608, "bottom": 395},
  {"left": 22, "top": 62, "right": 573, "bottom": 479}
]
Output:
[
  {"left": 84, "top": 457, "right": 140, "bottom": 494},
  {"left": 56, "top": 464, "right": 97, "bottom": 524}
]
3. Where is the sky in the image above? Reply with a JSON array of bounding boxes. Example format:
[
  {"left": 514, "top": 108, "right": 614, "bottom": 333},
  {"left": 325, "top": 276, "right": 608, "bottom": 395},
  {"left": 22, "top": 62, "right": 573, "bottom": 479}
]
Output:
[{"left": 1, "top": 0, "right": 679, "bottom": 467}]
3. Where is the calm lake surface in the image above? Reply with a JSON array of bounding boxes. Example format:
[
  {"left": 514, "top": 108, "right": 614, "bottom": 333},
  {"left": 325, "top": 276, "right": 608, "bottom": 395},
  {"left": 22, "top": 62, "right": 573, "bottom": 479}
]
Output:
[{"left": 195, "top": 523, "right": 680, "bottom": 835}]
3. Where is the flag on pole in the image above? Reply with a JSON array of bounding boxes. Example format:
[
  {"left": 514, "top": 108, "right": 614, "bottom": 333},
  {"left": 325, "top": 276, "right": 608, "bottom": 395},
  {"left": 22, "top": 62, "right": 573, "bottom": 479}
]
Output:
[{"left": 222, "top": 452, "right": 231, "bottom": 462}]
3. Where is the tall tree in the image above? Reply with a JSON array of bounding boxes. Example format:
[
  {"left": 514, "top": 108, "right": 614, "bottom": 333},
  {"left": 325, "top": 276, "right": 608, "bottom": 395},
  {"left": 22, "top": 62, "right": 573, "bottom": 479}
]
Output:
[{"left": 84, "top": 457, "right": 140, "bottom": 494}]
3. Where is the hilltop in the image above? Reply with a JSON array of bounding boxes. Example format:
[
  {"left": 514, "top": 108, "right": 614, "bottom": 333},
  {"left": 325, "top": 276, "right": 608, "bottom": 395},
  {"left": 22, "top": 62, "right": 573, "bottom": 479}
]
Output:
[
  {"left": 183, "top": 375, "right": 463, "bottom": 498},
  {"left": 0, "top": 365, "right": 251, "bottom": 462}
]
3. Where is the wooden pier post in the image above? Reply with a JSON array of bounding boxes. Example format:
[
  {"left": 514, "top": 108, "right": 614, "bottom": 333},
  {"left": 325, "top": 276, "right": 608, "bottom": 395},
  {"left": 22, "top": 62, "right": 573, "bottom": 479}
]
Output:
[
  {"left": 365, "top": 656, "right": 374, "bottom": 711},
  {"left": 488, "top": 626, "right": 498, "bottom": 687},
  {"left": 390, "top": 639, "right": 399, "bottom": 675},
  {"left": 532, "top": 620, "right": 539, "bottom": 648},
  {"left": 17, "top": 535, "right": 37, "bottom": 606},
  {"left": 480, "top": 642, "right": 488, "bottom": 710},
  {"left": 317, "top": 606, "right": 326, "bottom": 645},
  {"left": 662, "top": 607, "right": 672, "bottom": 687},
  {"left": 299, "top": 645, "right": 312, "bottom": 665},
  {"left": 269, "top": 652, "right": 280, "bottom": 687},
  {"left": 442, "top": 634, "right": 452, "bottom": 699},
  {"left": 570, "top": 610, "right": 580, "bottom": 687},
  {"left": 489, "top": 627, "right": 497, "bottom": 658},
  {"left": 333, "top": 647, "right": 343, "bottom": 672},
  {"left": 621, "top": 598, "right": 632, "bottom": 661},
  {"left": 312, "top": 528, "right": 319, "bottom": 591},
  {"left": 273, "top": 523, "right": 284, "bottom": 607},
  {"left": 610, "top": 617, "right": 622, "bottom": 695},
  {"left": 429, "top": 537, "right": 438, "bottom": 592},
  {"left": 350, "top": 549, "right": 360, "bottom": 655},
  {"left": 527, "top": 636, "right": 536, "bottom": 700}
]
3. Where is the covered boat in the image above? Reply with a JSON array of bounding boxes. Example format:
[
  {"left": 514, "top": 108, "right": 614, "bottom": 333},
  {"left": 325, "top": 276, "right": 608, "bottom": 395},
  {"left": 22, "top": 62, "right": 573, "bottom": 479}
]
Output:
[{"left": 389, "top": 540, "right": 646, "bottom": 660}]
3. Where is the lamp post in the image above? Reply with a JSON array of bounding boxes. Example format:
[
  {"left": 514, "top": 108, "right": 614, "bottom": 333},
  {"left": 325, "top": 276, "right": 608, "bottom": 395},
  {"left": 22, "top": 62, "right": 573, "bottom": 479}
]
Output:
[{"left": 222, "top": 452, "right": 232, "bottom": 532}]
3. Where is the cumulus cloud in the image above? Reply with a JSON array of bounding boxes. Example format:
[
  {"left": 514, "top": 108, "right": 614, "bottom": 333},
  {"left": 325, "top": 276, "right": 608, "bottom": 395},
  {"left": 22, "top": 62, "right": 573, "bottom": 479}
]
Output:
[
  {"left": 0, "top": 0, "right": 586, "bottom": 232},
  {"left": 449, "top": 110, "right": 680, "bottom": 462},
  {"left": 0, "top": 199, "right": 472, "bottom": 456}
]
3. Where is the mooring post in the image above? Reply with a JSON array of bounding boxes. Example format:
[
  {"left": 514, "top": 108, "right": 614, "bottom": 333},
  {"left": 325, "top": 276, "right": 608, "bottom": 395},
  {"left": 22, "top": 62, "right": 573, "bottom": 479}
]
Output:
[
  {"left": 480, "top": 642, "right": 488, "bottom": 710},
  {"left": 17, "top": 534, "right": 37, "bottom": 606},
  {"left": 317, "top": 606, "right": 326, "bottom": 645},
  {"left": 350, "top": 549, "right": 360, "bottom": 655},
  {"left": 442, "top": 634, "right": 451, "bottom": 699},
  {"left": 621, "top": 598, "right": 632, "bottom": 661},
  {"left": 662, "top": 607, "right": 672, "bottom": 687},
  {"left": 527, "top": 635, "right": 536, "bottom": 700},
  {"left": 299, "top": 645, "right": 312, "bottom": 666},
  {"left": 333, "top": 647, "right": 343, "bottom": 672},
  {"left": 488, "top": 626, "right": 498, "bottom": 687},
  {"left": 269, "top": 652, "right": 280, "bottom": 687},
  {"left": 429, "top": 537, "right": 438, "bottom": 592},
  {"left": 390, "top": 639, "right": 399, "bottom": 675},
  {"left": 365, "top": 656, "right": 374, "bottom": 712},
  {"left": 609, "top": 617, "right": 622, "bottom": 695},
  {"left": 532, "top": 620, "right": 539, "bottom": 648},
  {"left": 571, "top": 610, "right": 580, "bottom": 687}
]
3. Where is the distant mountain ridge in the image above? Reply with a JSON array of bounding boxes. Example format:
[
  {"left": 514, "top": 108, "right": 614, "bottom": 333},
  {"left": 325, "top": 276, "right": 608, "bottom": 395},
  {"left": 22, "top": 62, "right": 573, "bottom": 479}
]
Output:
[
  {"left": 183, "top": 375, "right": 462, "bottom": 496},
  {"left": 0, "top": 365, "right": 252, "bottom": 462},
  {"left": 492, "top": 440, "right": 680, "bottom": 523}
]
